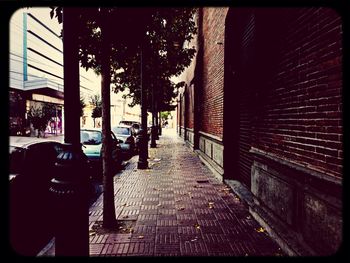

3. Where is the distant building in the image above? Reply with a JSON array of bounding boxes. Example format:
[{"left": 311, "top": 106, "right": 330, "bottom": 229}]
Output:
[
  {"left": 111, "top": 91, "right": 141, "bottom": 127},
  {"left": 9, "top": 7, "right": 98, "bottom": 136}
]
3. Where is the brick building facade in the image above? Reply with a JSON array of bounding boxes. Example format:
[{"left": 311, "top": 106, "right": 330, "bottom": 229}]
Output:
[{"left": 177, "top": 7, "right": 343, "bottom": 255}]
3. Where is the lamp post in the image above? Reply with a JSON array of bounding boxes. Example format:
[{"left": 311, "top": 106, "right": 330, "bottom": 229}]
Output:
[
  {"left": 137, "top": 42, "right": 149, "bottom": 169},
  {"left": 150, "top": 81, "right": 157, "bottom": 148}
]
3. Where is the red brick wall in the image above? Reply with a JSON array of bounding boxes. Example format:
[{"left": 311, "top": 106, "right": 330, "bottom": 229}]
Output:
[
  {"left": 199, "top": 8, "right": 228, "bottom": 138},
  {"left": 177, "top": 99, "right": 180, "bottom": 128},
  {"left": 252, "top": 8, "right": 343, "bottom": 178},
  {"left": 180, "top": 94, "right": 185, "bottom": 128},
  {"left": 187, "top": 84, "right": 194, "bottom": 129}
]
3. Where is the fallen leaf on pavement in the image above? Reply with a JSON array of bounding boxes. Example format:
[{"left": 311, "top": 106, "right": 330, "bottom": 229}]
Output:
[{"left": 255, "top": 227, "right": 265, "bottom": 233}]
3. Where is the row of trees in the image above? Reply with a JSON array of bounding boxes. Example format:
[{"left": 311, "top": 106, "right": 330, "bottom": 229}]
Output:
[{"left": 50, "top": 7, "right": 197, "bottom": 229}]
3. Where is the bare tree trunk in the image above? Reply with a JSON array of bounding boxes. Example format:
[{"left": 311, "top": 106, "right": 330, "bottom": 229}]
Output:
[{"left": 101, "top": 20, "right": 117, "bottom": 229}]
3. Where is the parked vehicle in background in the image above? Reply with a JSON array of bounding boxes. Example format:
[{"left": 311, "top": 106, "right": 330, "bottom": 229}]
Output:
[
  {"left": 119, "top": 120, "right": 140, "bottom": 128},
  {"left": 9, "top": 123, "right": 31, "bottom": 136},
  {"left": 9, "top": 140, "right": 65, "bottom": 256},
  {"left": 81, "top": 128, "right": 122, "bottom": 181},
  {"left": 112, "top": 124, "right": 136, "bottom": 158}
]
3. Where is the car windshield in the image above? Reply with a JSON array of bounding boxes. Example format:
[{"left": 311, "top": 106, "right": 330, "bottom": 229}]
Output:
[
  {"left": 113, "top": 127, "right": 130, "bottom": 135},
  {"left": 81, "top": 130, "right": 102, "bottom": 145}
]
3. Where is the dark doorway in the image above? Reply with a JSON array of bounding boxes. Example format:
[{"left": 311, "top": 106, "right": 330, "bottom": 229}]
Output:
[
  {"left": 223, "top": 8, "right": 286, "bottom": 188},
  {"left": 223, "top": 8, "right": 256, "bottom": 188}
]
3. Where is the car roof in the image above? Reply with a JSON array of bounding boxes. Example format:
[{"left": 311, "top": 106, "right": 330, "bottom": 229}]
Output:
[
  {"left": 81, "top": 128, "right": 102, "bottom": 132},
  {"left": 9, "top": 140, "right": 62, "bottom": 150},
  {"left": 113, "top": 124, "right": 132, "bottom": 128},
  {"left": 119, "top": 120, "right": 140, "bottom": 124}
]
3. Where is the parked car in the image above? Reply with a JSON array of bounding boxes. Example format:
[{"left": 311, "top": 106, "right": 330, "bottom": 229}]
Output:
[
  {"left": 9, "top": 140, "right": 65, "bottom": 256},
  {"left": 81, "top": 128, "right": 122, "bottom": 181},
  {"left": 112, "top": 125, "right": 136, "bottom": 158},
  {"left": 119, "top": 120, "right": 140, "bottom": 127},
  {"left": 9, "top": 123, "right": 31, "bottom": 136}
]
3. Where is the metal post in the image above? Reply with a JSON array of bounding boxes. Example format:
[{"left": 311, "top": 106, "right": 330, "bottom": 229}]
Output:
[
  {"left": 49, "top": 7, "right": 89, "bottom": 256},
  {"left": 150, "top": 83, "right": 157, "bottom": 148},
  {"left": 138, "top": 44, "right": 149, "bottom": 169},
  {"left": 157, "top": 110, "right": 161, "bottom": 137}
]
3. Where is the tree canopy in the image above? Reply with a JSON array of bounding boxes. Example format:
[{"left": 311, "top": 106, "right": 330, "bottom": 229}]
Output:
[
  {"left": 50, "top": 7, "right": 197, "bottom": 110},
  {"left": 112, "top": 8, "right": 197, "bottom": 110}
]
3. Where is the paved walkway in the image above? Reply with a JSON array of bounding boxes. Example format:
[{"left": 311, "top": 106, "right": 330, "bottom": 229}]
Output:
[{"left": 43, "top": 129, "right": 283, "bottom": 256}]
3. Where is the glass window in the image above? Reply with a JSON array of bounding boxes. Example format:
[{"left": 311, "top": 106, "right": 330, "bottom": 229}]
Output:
[
  {"left": 81, "top": 130, "right": 102, "bottom": 145},
  {"left": 113, "top": 127, "right": 130, "bottom": 135}
]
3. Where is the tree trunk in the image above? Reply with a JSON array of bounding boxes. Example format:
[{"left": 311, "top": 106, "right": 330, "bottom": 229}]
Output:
[{"left": 101, "top": 21, "right": 117, "bottom": 229}]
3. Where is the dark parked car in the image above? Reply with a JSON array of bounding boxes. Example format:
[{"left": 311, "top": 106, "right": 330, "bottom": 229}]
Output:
[
  {"left": 112, "top": 125, "right": 136, "bottom": 158},
  {"left": 81, "top": 128, "right": 122, "bottom": 181},
  {"left": 9, "top": 140, "right": 65, "bottom": 256}
]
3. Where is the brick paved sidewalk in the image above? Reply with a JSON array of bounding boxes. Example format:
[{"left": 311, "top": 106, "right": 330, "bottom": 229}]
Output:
[{"left": 45, "top": 128, "right": 284, "bottom": 257}]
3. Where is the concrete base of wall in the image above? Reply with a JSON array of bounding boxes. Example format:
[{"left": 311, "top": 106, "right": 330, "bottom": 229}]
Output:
[
  {"left": 196, "top": 132, "right": 224, "bottom": 182},
  {"left": 224, "top": 147, "right": 342, "bottom": 256},
  {"left": 196, "top": 149, "right": 223, "bottom": 183},
  {"left": 250, "top": 149, "right": 342, "bottom": 256},
  {"left": 225, "top": 179, "right": 316, "bottom": 256}
]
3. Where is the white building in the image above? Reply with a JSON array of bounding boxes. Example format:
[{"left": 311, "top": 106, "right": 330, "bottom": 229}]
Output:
[
  {"left": 10, "top": 7, "right": 142, "bottom": 135},
  {"left": 9, "top": 7, "right": 100, "bottom": 136}
]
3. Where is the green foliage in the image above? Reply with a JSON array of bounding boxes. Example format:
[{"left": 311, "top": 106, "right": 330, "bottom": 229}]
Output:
[
  {"left": 50, "top": 7, "right": 197, "bottom": 111},
  {"left": 160, "top": 111, "right": 171, "bottom": 121},
  {"left": 113, "top": 8, "right": 197, "bottom": 109},
  {"left": 27, "top": 103, "right": 56, "bottom": 134},
  {"left": 90, "top": 94, "right": 102, "bottom": 119}
]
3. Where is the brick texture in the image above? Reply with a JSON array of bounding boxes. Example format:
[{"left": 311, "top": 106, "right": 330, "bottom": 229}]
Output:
[
  {"left": 249, "top": 8, "right": 343, "bottom": 178},
  {"left": 199, "top": 8, "right": 228, "bottom": 138},
  {"left": 187, "top": 84, "right": 195, "bottom": 129}
]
